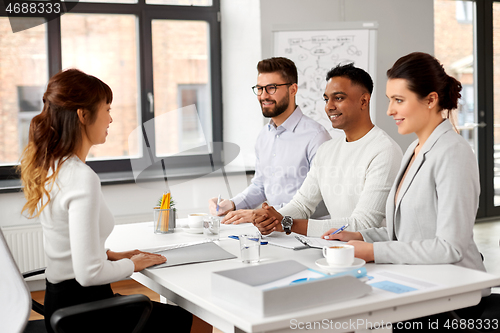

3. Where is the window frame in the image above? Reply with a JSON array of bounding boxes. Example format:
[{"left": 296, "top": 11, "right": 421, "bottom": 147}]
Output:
[{"left": 0, "top": 0, "right": 223, "bottom": 190}]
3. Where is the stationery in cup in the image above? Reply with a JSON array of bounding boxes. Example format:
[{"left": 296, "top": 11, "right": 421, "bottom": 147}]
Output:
[
  {"left": 154, "top": 192, "right": 175, "bottom": 234},
  {"left": 322, "top": 244, "right": 355, "bottom": 266}
]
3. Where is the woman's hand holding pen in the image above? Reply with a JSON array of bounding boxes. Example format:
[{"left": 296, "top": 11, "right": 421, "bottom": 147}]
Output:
[{"left": 321, "top": 230, "right": 363, "bottom": 241}]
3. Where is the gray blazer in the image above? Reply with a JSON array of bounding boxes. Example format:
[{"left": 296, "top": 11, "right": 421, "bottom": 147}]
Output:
[{"left": 360, "top": 120, "right": 486, "bottom": 272}]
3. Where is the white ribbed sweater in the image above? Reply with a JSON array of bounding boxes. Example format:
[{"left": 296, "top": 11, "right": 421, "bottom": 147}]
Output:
[
  {"left": 40, "top": 156, "right": 134, "bottom": 286},
  {"left": 278, "top": 126, "right": 403, "bottom": 237}
]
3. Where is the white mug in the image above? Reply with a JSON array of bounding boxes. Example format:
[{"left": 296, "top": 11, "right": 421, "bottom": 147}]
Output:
[
  {"left": 187, "top": 213, "right": 208, "bottom": 229},
  {"left": 322, "top": 245, "right": 355, "bottom": 266}
]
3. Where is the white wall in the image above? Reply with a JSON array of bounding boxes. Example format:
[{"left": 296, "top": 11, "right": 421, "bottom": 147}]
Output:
[
  {"left": 259, "top": 0, "right": 434, "bottom": 151},
  {"left": 0, "top": 170, "right": 252, "bottom": 227},
  {"left": 221, "top": 0, "right": 263, "bottom": 167},
  {"left": 0, "top": 0, "right": 434, "bottom": 228},
  {"left": 1, "top": 191, "right": 32, "bottom": 226}
]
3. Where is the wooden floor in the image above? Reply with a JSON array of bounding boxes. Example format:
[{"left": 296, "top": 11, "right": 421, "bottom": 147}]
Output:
[
  {"left": 29, "top": 279, "right": 223, "bottom": 333},
  {"left": 28, "top": 279, "right": 160, "bottom": 321}
]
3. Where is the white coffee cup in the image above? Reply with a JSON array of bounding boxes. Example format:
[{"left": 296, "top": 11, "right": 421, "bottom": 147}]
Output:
[
  {"left": 188, "top": 213, "right": 208, "bottom": 229},
  {"left": 322, "top": 245, "right": 355, "bottom": 266}
]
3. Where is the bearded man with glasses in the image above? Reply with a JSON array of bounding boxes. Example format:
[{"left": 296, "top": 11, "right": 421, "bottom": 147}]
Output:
[
  {"left": 209, "top": 57, "right": 331, "bottom": 224},
  {"left": 253, "top": 63, "right": 403, "bottom": 238}
]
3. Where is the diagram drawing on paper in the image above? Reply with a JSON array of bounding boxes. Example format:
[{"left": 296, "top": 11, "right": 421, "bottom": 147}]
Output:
[{"left": 274, "top": 29, "right": 373, "bottom": 136}]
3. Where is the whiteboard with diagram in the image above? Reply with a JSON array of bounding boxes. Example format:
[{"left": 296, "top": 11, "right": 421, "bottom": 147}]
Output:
[{"left": 273, "top": 22, "right": 378, "bottom": 136}]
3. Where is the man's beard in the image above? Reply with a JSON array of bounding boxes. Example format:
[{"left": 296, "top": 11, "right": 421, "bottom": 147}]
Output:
[{"left": 260, "top": 93, "right": 290, "bottom": 118}]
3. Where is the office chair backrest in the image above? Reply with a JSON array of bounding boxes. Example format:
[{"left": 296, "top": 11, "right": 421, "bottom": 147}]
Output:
[
  {"left": 51, "top": 294, "right": 153, "bottom": 333},
  {"left": 0, "top": 228, "right": 32, "bottom": 333}
]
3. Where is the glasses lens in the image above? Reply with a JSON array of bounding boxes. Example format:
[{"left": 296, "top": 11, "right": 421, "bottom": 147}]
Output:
[
  {"left": 252, "top": 86, "right": 262, "bottom": 95},
  {"left": 266, "top": 85, "right": 277, "bottom": 95}
]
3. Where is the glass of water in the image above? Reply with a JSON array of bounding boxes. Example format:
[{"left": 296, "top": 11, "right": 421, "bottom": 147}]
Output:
[{"left": 239, "top": 233, "right": 261, "bottom": 263}]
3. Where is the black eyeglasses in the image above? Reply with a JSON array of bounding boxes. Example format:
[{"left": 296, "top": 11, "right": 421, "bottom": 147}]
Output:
[{"left": 252, "top": 83, "right": 293, "bottom": 96}]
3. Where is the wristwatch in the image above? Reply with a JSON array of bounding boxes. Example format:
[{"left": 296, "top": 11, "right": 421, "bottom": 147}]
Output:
[{"left": 281, "top": 216, "right": 293, "bottom": 235}]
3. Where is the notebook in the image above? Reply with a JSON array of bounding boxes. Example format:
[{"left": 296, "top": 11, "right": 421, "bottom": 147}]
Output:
[{"left": 148, "top": 241, "right": 237, "bottom": 269}]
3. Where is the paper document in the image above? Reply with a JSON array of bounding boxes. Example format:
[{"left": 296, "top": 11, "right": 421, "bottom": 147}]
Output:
[
  {"left": 294, "top": 234, "right": 346, "bottom": 249},
  {"left": 149, "top": 241, "right": 237, "bottom": 269},
  {"left": 264, "top": 232, "right": 309, "bottom": 250}
]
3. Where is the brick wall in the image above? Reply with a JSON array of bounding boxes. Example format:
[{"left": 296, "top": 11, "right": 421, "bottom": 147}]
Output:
[{"left": 0, "top": 14, "right": 208, "bottom": 163}]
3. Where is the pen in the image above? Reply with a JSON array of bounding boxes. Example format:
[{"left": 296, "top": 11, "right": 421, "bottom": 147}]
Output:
[
  {"left": 295, "top": 235, "right": 310, "bottom": 247},
  {"left": 216, "top": 194, "right": 221, "bottom": 214},
  {"left": 329, "top": 223, "right": 349, "bottom": 236},
  {"left": 290, "top": 278, "right": 314, "bottom": 284},
  {"left": 228, "top": 235, "right": 268, "bottom": 245}
]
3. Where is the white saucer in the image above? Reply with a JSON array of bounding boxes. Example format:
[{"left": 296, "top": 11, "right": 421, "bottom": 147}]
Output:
[
  {"left": 315, "top": 258, "right": 366, "bottom": 273},
  {"left": 183, "top": 227, "right": 204, "bottom": 234}
]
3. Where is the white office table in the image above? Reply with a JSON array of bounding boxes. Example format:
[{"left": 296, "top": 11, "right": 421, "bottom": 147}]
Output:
[{"left": 106, "top": 221, "right": 500, "bottom": 333}]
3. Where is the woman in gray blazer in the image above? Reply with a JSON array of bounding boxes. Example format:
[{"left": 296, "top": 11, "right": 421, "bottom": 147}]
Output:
[
  {"left": 323, "top": 52, "right": 485, "bottom": 274},
  {"left": 323, "top": 52, "right": 489, "bottom": 326}
]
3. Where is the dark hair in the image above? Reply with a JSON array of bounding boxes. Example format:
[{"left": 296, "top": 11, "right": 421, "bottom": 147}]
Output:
[
  {"left": 257, "top": 57, "right": 298, "bottom": 84},
  {"left": 387, "top": 52, "right": 462, "bottom": 112},
  {"left": 19, "top": 68, "right": 112, "bottom": 218},
  {"left": 325, "top": 63, "right": 373, "bottom": 95}
]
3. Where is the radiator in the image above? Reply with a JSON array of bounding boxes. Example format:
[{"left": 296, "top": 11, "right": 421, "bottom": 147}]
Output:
[{"left": 2, "top": 224, "right": 46, "bottom": 274}]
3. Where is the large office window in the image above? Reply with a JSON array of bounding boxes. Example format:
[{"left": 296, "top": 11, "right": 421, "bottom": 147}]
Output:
[
  {"left": 0, "top": 18, "right": 47, "bottom": 167},
  {"left": 434, "top": 0, "right": 475, "bottom": 150},
  {"left": 61, "top": 13, "right": 140, "bottom": 160},
  {"left": 151, "top": 19, "right": 212, "bottom": 156},
  {"left": 435, "top": 0, "right": 500, "bottom": 218},
  {"left": 477, "top": 0, "right": 500, "bottom": 217},
  {"left": 0, "top": 1, "right": 222, "bottom": 187}
]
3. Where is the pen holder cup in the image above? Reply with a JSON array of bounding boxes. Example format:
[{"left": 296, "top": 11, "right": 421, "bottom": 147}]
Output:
[{"left": 154, "top": 208, "right": 176, "bottom": 234}]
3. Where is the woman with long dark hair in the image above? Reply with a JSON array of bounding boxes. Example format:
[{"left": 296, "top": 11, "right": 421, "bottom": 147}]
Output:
[{"left": 19, "top": 69, "right": 195, "bottom": 332}]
